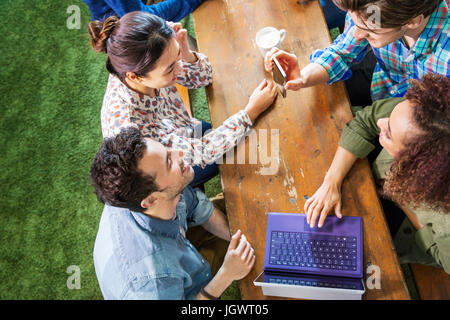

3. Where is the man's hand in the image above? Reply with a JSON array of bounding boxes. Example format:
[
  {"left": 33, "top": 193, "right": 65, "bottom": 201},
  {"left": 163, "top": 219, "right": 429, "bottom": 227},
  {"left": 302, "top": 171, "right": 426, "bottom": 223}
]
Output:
[
  {"left": 218, "top": 229, "right": 256, "bottom": 281},
  {"left": 196, "top": 229, "right": 256, "bottom": 300},
  {"left": 264, "top": 48, "right": 305, "bottom": 91}
]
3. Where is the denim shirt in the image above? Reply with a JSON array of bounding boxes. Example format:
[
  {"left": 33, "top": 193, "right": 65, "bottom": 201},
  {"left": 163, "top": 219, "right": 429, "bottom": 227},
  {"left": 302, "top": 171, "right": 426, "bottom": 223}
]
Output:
[{"left": 93, "top": 186, "right": 215, "bottom": 299}]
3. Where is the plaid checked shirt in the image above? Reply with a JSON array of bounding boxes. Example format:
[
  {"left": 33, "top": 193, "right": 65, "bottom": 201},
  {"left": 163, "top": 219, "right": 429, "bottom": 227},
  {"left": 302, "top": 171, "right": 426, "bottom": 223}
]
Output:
[{"left": 311, "top": 0, "right": 449, "bottom": 101}]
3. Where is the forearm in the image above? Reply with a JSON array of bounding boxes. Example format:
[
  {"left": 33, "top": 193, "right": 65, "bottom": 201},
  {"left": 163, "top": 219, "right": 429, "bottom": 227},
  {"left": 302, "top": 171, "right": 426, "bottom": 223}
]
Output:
[
  {"left": 202, "top": 208, "right": 231, "bottom": 241},
  {"left": 398, "top": 204, "right": 423, "bottom": 230},
  {"left": 301, "top": 62, "right": 331, "bottom": 87},
  {"left": 177, "top": 51, "right": 213, "bottom": 89},
  {"left": 197, "top": 110, "right": 252, "bottom": 166},
  {"left": 324, "top": 146, "right": 358, "bottom": 186},
  {"left": 195, "top": 268, "right": 232, "bottom": 300},
  {"left": 182, "top": 50, "right": 198, "bottom": 64}
]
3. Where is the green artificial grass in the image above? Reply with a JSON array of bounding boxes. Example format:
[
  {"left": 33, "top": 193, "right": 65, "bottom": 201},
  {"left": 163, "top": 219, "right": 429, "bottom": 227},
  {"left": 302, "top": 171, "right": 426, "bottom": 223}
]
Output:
[{"left": 0, "top": 0, "right": 109, "bottom": 299}]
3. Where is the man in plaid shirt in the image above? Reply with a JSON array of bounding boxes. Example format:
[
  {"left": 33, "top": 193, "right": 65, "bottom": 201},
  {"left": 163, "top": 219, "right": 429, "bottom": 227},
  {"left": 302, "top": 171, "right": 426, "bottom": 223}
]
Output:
[{"left": 265, "top": 0, "right": 449, "bottom": 105}]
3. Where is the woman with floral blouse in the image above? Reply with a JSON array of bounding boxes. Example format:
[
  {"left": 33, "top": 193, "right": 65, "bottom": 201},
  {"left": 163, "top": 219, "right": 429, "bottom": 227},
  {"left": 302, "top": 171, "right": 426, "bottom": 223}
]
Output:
[{"left": 89, "top": 12, "right": 277, "bottom": 186}]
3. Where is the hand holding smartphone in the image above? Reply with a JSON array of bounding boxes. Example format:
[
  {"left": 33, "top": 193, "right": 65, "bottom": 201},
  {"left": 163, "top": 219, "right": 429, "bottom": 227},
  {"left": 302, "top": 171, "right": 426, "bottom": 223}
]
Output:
[{"left": 272, "top": 56, "right": 287, "bottom": 98}]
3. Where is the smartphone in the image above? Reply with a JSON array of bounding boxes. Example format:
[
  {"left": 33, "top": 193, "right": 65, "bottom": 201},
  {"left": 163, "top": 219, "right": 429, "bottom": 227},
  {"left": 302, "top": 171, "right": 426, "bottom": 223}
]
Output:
[{"left": 272, "top": 56, "right": 287, "bottom": 98}]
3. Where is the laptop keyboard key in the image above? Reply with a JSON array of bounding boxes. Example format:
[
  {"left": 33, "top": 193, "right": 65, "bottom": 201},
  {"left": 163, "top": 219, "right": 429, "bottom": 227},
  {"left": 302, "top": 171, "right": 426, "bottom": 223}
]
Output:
[{"left": 269, "top": 231, "right": 359, "bottom": 273}]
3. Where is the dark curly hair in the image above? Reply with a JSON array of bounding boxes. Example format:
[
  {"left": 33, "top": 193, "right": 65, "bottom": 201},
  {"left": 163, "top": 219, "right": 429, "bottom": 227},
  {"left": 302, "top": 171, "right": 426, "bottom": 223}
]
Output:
[
  {"left": 90, "top": 127, "right": 160, "bottom": 213},
  {"left": 383, "top": 74, "right": 450, "bottom": 213}
]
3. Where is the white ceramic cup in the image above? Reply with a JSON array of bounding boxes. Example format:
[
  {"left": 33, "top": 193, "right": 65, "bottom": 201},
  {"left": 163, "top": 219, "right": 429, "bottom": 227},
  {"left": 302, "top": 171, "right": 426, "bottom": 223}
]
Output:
[{"left": 255, "top": 26, "right": 287, "bottom": 57}]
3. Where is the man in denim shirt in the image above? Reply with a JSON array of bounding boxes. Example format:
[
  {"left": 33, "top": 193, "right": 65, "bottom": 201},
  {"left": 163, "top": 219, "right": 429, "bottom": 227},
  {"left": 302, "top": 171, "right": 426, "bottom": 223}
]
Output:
[{"left": 90, "top": 127, "right": 256, "bottom": 299}]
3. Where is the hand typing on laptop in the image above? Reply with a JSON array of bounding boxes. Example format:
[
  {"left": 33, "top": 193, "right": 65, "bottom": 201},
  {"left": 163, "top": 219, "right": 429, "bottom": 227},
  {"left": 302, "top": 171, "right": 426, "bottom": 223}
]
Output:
[
  {"left": 304, "top": 147, "right": 358, "bottom": 228},
  {"left": 305, "top": 182, "right": 343, "bottom": 229}
]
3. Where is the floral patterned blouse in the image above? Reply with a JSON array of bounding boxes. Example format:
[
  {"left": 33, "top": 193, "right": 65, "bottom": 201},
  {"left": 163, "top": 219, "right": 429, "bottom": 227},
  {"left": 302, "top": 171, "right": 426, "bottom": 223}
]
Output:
[{"left": 100, "top": 51, "right": 253, "bottom": 167}]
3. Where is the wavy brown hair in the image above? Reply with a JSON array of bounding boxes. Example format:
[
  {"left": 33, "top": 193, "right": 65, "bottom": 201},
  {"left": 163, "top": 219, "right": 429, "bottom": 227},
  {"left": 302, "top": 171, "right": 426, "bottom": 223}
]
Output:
[
  {"left": 332, "top": 0, "right": 441, "bottom": 28},
  {"left": 383, "top": 74, "right": 450, "bottom": 213}
]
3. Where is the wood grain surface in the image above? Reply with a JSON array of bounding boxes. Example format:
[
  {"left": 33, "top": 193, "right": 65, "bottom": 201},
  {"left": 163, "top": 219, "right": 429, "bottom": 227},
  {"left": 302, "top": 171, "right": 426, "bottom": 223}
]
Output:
[{"left": 410, "top": 264, "right": 450, "bottom": 300}]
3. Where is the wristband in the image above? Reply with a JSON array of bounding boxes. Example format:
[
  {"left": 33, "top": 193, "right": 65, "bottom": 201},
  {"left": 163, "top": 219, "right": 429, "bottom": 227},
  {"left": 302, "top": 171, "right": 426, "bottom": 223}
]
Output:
[{"left": 201, "top": 287, "right": 220, "bottom": 300}]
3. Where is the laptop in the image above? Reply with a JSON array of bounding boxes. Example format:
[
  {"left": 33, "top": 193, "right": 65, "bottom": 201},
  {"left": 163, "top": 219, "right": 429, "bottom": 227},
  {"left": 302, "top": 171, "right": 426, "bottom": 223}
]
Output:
[{"left": 253, "top": 212, "right": 365, "bottom": 300}]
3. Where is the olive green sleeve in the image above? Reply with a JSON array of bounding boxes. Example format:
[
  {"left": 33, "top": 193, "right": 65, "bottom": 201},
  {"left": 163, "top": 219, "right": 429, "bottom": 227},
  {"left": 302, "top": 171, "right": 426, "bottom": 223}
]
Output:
[
  {"left": 338, "top": 98, "right": 405, "bottom": 158},
  {"left": 415, "top": 225, "right": 450, "bottom": 274}
]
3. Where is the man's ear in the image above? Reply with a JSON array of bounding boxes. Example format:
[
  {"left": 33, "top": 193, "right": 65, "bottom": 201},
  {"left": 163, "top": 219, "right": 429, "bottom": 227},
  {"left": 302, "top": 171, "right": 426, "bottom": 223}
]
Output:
[
  {"left": 140, "top": 193, "right": 159, "bottom": 210},
  {"left": 405, "top": 14, "right": 425, "bottom": 30}
]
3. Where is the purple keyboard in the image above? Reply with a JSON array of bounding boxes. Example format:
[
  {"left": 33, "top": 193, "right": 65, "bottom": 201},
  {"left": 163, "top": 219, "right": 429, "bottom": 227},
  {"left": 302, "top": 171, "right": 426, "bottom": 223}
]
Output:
[{"left": 269, "top": 231, "right": 358, "bottom": 271}]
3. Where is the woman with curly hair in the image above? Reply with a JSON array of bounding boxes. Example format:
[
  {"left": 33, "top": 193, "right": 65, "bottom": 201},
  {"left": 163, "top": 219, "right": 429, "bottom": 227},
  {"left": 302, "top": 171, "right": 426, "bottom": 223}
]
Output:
[{"left": 304, "top": 74, "right": 450, "bottom": 273}]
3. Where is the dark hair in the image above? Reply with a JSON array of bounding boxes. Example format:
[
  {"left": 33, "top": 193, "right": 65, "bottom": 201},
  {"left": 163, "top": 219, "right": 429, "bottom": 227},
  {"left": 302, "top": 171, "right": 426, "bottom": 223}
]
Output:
[
  {"left": 88, "top": 12, "right": 174, "bottom": 78},
  {"left": 383, "top": 74, "right": 450, "bottom": 213},
  {"left": 332, "top": 0, "right": 441, "bottom": 28},
  {"left": 90, "top": 127, "right": 160, "bottom": 213}
]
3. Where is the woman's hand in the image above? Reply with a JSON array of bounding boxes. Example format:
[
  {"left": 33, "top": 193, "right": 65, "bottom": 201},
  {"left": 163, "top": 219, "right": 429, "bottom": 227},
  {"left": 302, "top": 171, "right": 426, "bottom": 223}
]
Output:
[
  {"left": 264, "top": 48, "right": 305, "bottom": 91},
  {"left": 304, "top": 178, "right": 343, "bottom": 228},
  {"left": 244, "top": 79, "right": 278, "bottom": 123},
  {"left": 168, "top": 22, "right": 197, "bottom": 63}
]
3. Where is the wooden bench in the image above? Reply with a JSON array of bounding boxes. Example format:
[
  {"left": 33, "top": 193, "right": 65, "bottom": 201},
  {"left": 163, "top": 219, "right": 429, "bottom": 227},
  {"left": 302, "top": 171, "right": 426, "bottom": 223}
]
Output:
[
  {"left": 176, "top": 84, "right": 192, "bottom": 116},
  {"left": 176, "top": 83, "right": 210, "bottom": 193},
  {"left": 410, "top": 264, "right": 450, "bottom": 299}
]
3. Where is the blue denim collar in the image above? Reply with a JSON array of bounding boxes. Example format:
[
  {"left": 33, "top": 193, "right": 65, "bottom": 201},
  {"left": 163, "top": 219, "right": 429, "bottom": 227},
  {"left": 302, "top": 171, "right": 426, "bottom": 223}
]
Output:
[{"left": 129, "top": 193, "right": 187, "bottom": 239}]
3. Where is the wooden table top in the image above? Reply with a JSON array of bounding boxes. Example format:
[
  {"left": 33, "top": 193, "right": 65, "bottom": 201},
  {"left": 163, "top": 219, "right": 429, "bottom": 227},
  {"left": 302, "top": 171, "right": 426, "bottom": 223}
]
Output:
[{"left": 193, "top": 0, "right": 410, "bottom": 300}]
